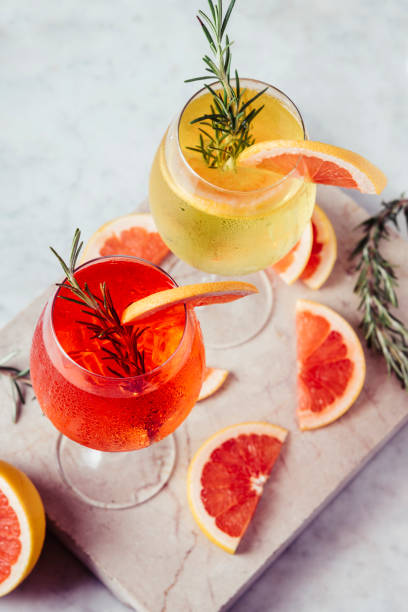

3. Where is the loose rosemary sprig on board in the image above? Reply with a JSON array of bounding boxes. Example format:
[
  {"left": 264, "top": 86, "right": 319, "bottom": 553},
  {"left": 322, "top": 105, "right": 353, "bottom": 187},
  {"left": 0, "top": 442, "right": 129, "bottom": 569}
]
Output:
[
  {"left": 351, "top": 197, "right": 408, "bottom": 389},
  {"left": 185, "top": 0, "right": 266, "bottom": 170},
  {"left": 0, "top": 351, "right": 31, "bottom": 423},
  {"left": 51, "top": 230, "right": 147, "bottom": 378}
]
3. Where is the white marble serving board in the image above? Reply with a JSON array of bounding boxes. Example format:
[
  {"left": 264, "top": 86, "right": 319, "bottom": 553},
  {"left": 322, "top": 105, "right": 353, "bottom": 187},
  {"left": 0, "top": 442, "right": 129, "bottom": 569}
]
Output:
[{"left": 1, "top": 185, "right": 408, "bottom": 612}]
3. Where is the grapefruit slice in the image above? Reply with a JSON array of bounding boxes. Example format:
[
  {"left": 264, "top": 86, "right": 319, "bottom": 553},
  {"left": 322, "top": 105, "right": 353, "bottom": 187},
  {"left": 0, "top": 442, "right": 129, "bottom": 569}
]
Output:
[
  {"left": 80, "top": 213, "right": 170, "bottom": 265},
  {"left": 121, "top": 281, "right": 258, "bottom": 325},
  {"left": 296, "top": 299, "right": 366, "bottom": 430},
  {"left": 271, "top": 221, "right": 313, "bottom": 284},
  {"left": 300, "top": 204, "right": 337, "bottom": 289},
  {"left": 198, "top": 367, "right": 229, "bottom": 401},
  {"left": 0, "top": 461, "right": 46, "bottom": 597},
  {"left": 187, "top": 422, "right": 288, "bottom": 553},
  {"left": 238, "top": 140, "right": 387, "bottom": 194}
]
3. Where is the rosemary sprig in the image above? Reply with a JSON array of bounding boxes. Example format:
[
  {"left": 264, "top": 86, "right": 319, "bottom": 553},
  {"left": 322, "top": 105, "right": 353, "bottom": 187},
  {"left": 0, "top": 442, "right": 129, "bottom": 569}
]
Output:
[
  {"left": 351, "top": 197, "right": 408, "bottom": 389},
  {"left": 51, "top": 229, "right": 147, "bottom": 378},
  {"left": 185, "top": 0, "right": 266, "bottom": 170},
  {"left": 0, "top": 352, "right": 31, "bottom": 423}
]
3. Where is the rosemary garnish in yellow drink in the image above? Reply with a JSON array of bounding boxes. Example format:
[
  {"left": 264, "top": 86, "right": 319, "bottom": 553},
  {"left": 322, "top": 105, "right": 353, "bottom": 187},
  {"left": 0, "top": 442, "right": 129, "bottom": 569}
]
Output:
[{"left": 185, "top": 0, "right": 266, "bottom": 170}]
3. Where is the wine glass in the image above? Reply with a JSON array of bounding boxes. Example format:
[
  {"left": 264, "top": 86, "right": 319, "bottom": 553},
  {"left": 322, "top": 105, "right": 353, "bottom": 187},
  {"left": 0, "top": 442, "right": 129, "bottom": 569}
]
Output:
[
  {"left": 30, "top": 255, "right": 205, "bottom": 508},
  {"left": 149, "top": 79, "right": 316, "bottom": 348}
]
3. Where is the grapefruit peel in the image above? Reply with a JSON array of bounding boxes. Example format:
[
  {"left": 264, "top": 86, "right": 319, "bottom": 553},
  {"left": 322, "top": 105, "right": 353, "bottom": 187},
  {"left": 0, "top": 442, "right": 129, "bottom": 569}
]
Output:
[{"left": 198, "top": 368, "right": 229, "bottom": 401}]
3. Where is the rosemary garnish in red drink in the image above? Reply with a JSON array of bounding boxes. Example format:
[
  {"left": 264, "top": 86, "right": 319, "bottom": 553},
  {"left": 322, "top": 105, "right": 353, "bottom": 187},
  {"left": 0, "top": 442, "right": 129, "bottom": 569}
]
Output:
[{"left": 51, "top": 229, "right": 147, "bottom": 377}]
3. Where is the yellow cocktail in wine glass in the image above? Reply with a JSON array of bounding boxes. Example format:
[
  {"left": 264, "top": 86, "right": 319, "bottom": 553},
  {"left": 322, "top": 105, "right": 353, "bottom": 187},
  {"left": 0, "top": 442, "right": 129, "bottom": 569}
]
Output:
[
  {"left": 148, "top": 1, "right": 316, "bottom": 347},
  {"left": 150, "top": 79, "right": 316, "bottom": 276}
]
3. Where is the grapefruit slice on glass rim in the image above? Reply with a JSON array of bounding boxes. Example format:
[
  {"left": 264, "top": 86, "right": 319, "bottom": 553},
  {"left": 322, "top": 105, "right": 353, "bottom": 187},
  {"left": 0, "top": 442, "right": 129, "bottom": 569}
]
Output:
[
  {"left": 238, "top": 140, "right": 387, "bottom": 194},
  {"left": 187, "top": 422, "right": 288, "bottom": 553},
  {"left": 296, "top": 299, "right": 366, "bottom": 430},
  {"left": 0, "top": 461, "right": 46, "bottom": 597},
  {"left": 300, "top": 204, "right": 337, "bottom": 289},
  {"left": 80, "top": 213, "right": 170, "bottom": 265},
  {"left": 121, "top": 281, "right": 258, "bottom": 324}
]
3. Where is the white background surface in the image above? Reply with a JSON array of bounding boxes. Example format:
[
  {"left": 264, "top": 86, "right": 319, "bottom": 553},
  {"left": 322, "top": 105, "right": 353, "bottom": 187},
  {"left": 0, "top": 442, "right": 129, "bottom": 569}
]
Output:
[{"left": 1, "top": 0, "right": 408, "bottom": 610}]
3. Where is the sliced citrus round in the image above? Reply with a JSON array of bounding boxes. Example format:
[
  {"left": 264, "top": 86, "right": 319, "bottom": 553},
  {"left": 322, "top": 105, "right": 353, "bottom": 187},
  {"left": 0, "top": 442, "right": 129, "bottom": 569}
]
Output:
[
  {"left": 300, "top": 204, "right": 337, "bottom": 289},
  {"left": 198, "top": 368, "right": 229, "bottom": 401},
  {"left": 187, "top": 422, "right": 288, "bottom": 553},
  {"left": 0, "top": 461, "right": 46, "bottom": 597},
  {"left": 271, "top": 221, "right": 313, "bottom": 284},
  {"left": 296, "top": 299, "right": 366, "bottom": 430},
  {"left": 80, "top": 213, "right": 170, "bottom": 265},
  {"left": 121, "top": 281, "right": 258, "bottom": 325},
  {"left": 238, "top": 140, "right": 387, "bottom": 194}
]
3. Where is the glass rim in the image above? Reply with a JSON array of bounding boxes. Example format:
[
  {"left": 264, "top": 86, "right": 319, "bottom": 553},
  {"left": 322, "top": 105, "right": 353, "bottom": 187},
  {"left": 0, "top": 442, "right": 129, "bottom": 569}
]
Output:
[
  {"left": 49, "top": 254, "right": 191, "bottom": 383},
  {"left": 176, "top": 77, "right": 306, "bottom": 196}
]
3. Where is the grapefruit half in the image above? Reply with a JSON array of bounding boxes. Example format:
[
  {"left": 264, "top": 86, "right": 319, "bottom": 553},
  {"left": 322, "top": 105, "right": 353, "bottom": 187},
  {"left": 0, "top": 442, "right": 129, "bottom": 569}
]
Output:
[
  {"left": 0, "top": 461, "right": 46, "bottom": 597},
  {"left": 187, "top": 422, "right": 288, "bottom": 553},
  {"left": 296, "top": 299, "right": 366, "bottom": 430}
]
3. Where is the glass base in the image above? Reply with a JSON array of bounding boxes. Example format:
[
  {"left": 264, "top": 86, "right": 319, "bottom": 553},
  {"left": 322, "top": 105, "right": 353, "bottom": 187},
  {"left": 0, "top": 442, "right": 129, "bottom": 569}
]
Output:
[
  {"left": 166, "top": 258, "right": 273, "bottom": 349},
  {"left": 56, "top": 434, "right": 176, "bottom": 509}
]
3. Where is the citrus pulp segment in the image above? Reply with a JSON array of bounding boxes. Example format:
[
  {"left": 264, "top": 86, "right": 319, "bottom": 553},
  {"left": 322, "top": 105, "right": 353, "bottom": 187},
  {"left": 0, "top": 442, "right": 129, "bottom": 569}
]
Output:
[
  {"left": 198, "top": 368, "right": 229, "bottom": 401},
  {"left": 300, "top": 204, "right": 337, "bottom": 289},
  {"left": 271, "top": 221, "right": 313, "bottom": 284},
  {"left": 121, "top": 281, "right": 258, "bottom": 325},
  {"left": 296, "top": 299, "right": 366, "bottom": 430},
  {"left": 187, "top": 422, "right": 288, "bottom": 553},
  {"left": 238, "top": 140, "right": 387, "bottom": 194},
  {"left": 0, "top": 461, "right": 46, "bottom": 597},
  {"left": 80, "top": 213, "right": 170, "bottom": 265}
]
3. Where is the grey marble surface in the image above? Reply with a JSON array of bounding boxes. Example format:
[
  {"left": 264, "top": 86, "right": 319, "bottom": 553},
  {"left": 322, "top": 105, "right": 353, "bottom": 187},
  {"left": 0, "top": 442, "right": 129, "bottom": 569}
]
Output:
[{"left": 1, "top": 0, "right": 407, "bottom": 610}]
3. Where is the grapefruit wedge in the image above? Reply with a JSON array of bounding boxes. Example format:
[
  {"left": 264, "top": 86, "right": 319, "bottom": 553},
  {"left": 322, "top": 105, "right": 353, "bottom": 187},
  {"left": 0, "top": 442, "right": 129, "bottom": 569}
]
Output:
[
  {"left": 80, "top": 213, "right": 170, "bottom": 265},
  {"left": 121, "top": 281, "right": 258, "bottom": 325},
  {"left": 296, "top": 299, "right": 366, "bottom": 430},
  {"left": 238, "top": 140, "right": 387, "bottom": 194},
  {"left": 187, "top": 422, "right": 288, "bottom": 553},
  {"left": 271, "top": 221, "right": 313, "bottom": 284},
  {"left": 0, "top": 461, "right": 46, "bottom": 597},
  {"left": 300, "top": 204, "right": 337, "bottom": 289},
  {"left": 198, "top": 368, "right": 229, "bottom": 401}
]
